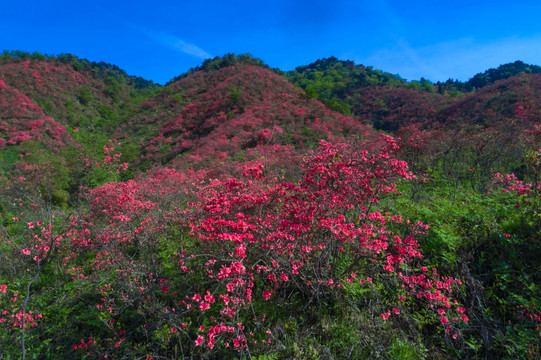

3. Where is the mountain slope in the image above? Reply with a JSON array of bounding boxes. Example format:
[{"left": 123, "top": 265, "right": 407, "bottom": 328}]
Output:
[
  {"left": 0, "top": 54, "right": 160, "bottom": 192},
  {"left": 121, "top": 62, "right": 378, "bottom": 176},
  {"left": 438, "top": 73, "right": 541, "bottom": 127},
  {"left": 0, "top": 79, "right": 71, "bottom": 151}
]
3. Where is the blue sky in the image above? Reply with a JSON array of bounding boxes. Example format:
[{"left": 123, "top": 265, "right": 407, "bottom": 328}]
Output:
[{"left": 2, "top": 0, "right": 541, "bottom": 84}]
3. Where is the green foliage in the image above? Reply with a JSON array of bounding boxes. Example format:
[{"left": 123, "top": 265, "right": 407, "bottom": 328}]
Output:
[
  {"left": 97, "top": 104, "right": 117, "bottom": 126},
  {"left": 286, "top": 56, "right": 411, "bottom": 115},
  {"left": 51, "top": 189, "right": 69, "bottom": 208},
  {"left": 391, "top": 162, "right": 541, "bottom": 358},
  {"left": 57, "top": 53, "right": 159, "bottom": 89},
  {"left": 77, "top": 85, "right": 93, "bottom": 105},
  {"left": 0, "top": 50, "right": 48, "bottom": 61},
  {"left": 389, "top": 338, "right": 426, "bottom": 360},
  {"left": 327, "top": 97, "right": 351, "bottom": 115},
  {"left": 104, "top": 76, "right": 123, "bottom": 101},
  {"left": 466, "top": 60, "right": 541, "bottom": 90},
  {"left": 303, "top": 86, "right": 318, "bottom": 99},
  {"left": 172, "top": 92, "right": 184, "bottom": 105},
  {"left": 229, "top": 85, "right": 243, "bottom": 105},
  {"left": 0, "top": 147, "right": 19, "bottom": 176},
  {"left": 254, "top": 353, "right": 279, "bottom": 360},
  {"left": 169, "top": 53, "right": 275, "bottom": 83},
  {"left": 420, "top": 78, "right": 434, "bottom": 92}
]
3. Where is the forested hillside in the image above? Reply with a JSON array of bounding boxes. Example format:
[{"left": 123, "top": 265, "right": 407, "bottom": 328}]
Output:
[{"left": 1, "top": 52, "right": 540, "bottom": 359}]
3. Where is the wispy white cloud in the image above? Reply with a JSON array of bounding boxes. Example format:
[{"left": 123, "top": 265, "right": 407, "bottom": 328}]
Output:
[
  {"left": 355, "top": 0, "right": 541, "bottom": 81},
  {"left": 89, "top": 4, "right": 212, "bottom": 60},
  {"left": 138, "top": 28, "right": 212, "bottom": 59},
  {"left": 356, "top": 35, "right": 541, "bottom": 81}
]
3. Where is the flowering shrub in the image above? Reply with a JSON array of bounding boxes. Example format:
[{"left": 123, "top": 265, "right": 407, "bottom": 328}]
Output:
[
  {"left": 175, "top": 136, "right": 468, "bottom": 354},
  {"left": 0, "top": 80, "right": 71, "bottom": 150},
  {"left": 0, "top": 136, "right": 466, "bottom": 358}
]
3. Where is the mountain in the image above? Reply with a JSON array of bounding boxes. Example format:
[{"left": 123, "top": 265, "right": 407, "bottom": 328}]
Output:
[
  {"left": 286, "top": 57, "right": 456, "bottom": 132},
  {"left": 0, "top": 52, "right": 155, "bottom": 130},
  {"left": 3, "top": 52, "right": 541, "bottom": 190},
  {"left": 465, "top": 60, "right": 541, "bottom": 90},
  {"left": 438, "top": 72, "right": 541, "bottom": 127},
  {"left": 0, "top": 52, "right": 161, "bottom": 194},
  {"left": 2, "top": 52, "right": 541, "bottom": 183},
  {"left": 288, "top": 57, "right": 541, "bottom": 130},
  {"left": 121, "top": 61, "right": 378, "bottom": 176}
]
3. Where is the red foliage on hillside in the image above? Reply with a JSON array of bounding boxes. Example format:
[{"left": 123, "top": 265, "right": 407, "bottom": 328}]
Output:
[
  {"left": 0, "top": 80, "right": 71, "bottom": 150},
  {"left": 353, "top": 86, "right": 447, "bottom": 132},
  {"left": 122, "top": 64, "right": 378, "bottom": 176},
  {"left": 0, "top": 57, "right": 136, "bottom": 140},
  {"left": 437, "top": 73, "right": 541, "bottom": 128},
  {"left": 0, "top": 59, "right": 89, "bottom": 121}
]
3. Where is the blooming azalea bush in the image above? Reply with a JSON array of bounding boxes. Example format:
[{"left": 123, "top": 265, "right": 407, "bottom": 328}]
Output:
[
  {"left": 167, "top": 136, "right": 469, "bottom": 356},
  {"left": 1, "top": 135, "right": 472, "bottom": 358},
  {"left": 5, "top": 125, "right": 541, "bottom": 358},
  {"left": 0, "top": 169, "right": 70, "bottom": 357},
  {"left": 2, "top": 129, "right": 469, "bottom": 358},
  {"left": 0, "top": 134, "right": 474, "bottom": 358}
]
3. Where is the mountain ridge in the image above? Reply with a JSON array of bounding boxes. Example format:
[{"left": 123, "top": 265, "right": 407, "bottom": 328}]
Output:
[{"left": 1, "top": 51, "right": 540, "bottom": 182}]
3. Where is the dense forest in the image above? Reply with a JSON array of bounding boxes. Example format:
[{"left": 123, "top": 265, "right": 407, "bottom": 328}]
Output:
[{"left": 0, "top": 51, "right": 540, "bottom": 359}]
